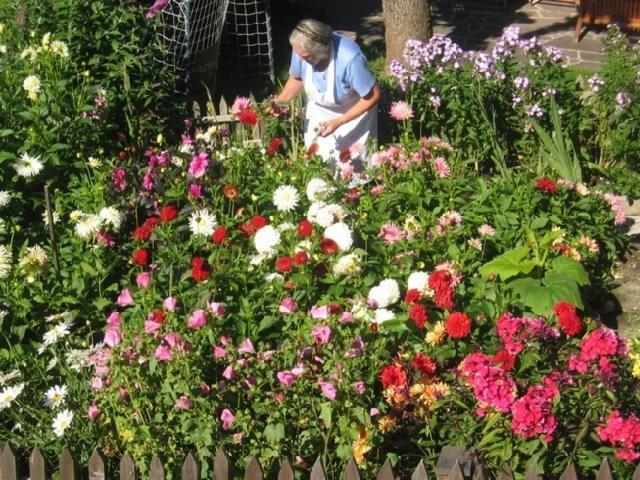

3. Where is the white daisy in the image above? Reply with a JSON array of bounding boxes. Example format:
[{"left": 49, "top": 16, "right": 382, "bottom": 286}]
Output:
[
  {"left": 374, "top": 308, "right": 396, "bottom": 324},
  {"left": 52, "top": 409, "right": 73, "bottom": 437},
  {"left": 0, "top": 191, "right": 11, "bottom": 207},
  {"left": 0, "top": 369, "right": 20, "bottom": 386},
  {"left": 333, "top": 254, "right": 360, "bottom": 276},
  {"left": 276, "top": 222, "right": 296, "bottom": 233},
  {"left": 323, "top": 222, "right": 353, "bottom": 251},
  {"left": 87, "top": 157, "right": 102, "bottom": 168},
  {"left": 99, "top": 206, "right": 122, "bottom": 230},
  {"left": 20, "top": 47, "right": 38, "bottom": 61},
  {"left": 316, "top": 204, "right": 345, "bottom": 228},
  {"left": 188, "top": 209, "right": 217, "bottom": 237},
  {"left": 254, "top": 225, "right": 281, "bottom": 254},
  {"left": 368, "top": 279, "right": 401, "bottom": 308},
  {"left": 272, "top": 185, "right": 299, "bottom": 212},
  {"left": 0, "top": 245, "right": 12, "bottom": 279},
  {"left": 306, "top": 178, "right": 333, "bottom": 201},
  {"left": 0, "top": 383, "right": 25, "bottom": 410},
  {"left": 22, "top": 75, "right": 41, "bottom": 94},
  {"left": 50, "top": 40, "right": 69, "bottom": 57},
  {"left": 40, "top": 319, "right": 73, "bottom": 351},
  {"left": 14, "top": 152, "right": 43, "bottom": 177},
  {"left": 74, "top": 213, "right": 102, "bottom": 238},
  {"left": 45, "top": 311, "right": 73, "bottom": 323},
  {"left": 44, "top": 385, "right": 67, "bottom": 408}
]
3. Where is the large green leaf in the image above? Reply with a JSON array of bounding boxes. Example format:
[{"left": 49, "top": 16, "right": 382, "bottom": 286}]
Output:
[
  {"left": 479, "top": 247, "right": 536, "bottom": 280},
  {"left": 542, "top": 271, "right": 583, "bottom": 308},
  {"left": 508, "top": 278, "right": 554, "bottom": 315},
  {"left": 549, "top": 256, "right": 590, "bottom": 286}
]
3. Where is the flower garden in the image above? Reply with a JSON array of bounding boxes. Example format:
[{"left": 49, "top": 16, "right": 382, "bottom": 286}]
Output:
[{"left": 1, "top": 1, "right": 640, "bottom": 479}]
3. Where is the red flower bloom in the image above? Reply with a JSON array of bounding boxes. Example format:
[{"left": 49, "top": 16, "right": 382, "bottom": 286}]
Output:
[
  {"left": 237, "top": 108, "right": 258, "bottom": 126},
  {"left": 159, "top": 205, "right": 178, "bottom": 223},
  {"left": 339, "top": 148, "right": 351, "bottom": 163},
  {"left": 191, "top": 256, "right": 211, "bottom": 282},
  {"left": 222, "top": 184, "right": 240, "bottom": 201},
  {"left": 320, "top": 238, "right": 339, "bottom": 255},
  {"left": 151, "top": 310, "right": 166, "bottom": 324},
  {"left": 267, "top": 137, "right": 282, "bottom": 156},
  {"left": 211, "top": 226, "right": 228, "bottom": 245},
  {"left": 380, "top": 364, "right": 408, "bottom": 389},
  {"left": 297, "top": 220, "right": 313, "bottom": 237},
  {"left": 536, "top": 178, "right": 558, "bottom": 194},
  {"left": 293, "top": 251, "right": 309, "bottom": 265},
  {"left": 409, "top": 304, "right": 428, "bottom": 329},
  {"left": 412, "top": 353, "right": 437, "bottom": 375},
  {"left": 132, "top": 248, "right": 149, "bottom": 265},
  {"left": 445, "top": 312, "right": 472, "bottom": 338},
  {"left": 251, "top": 215, "right": 267, "bottom": 229},
  {"left": 275, "top": 256, "right": 294, "bottom": 272},
  {"left": 404, "top": 289, "right": 421, "bottom": 305},
  {"left": 240, "top": 222, "right": 255, "bottom": 236},
  {"left": 428, "top": 269, "right": 455, "bottom": 309},
  {"left": 554, "top": 301, "right": 583, "bottom": 336},
  {"left": 306, "top": 143, "right": 319, "bottom": 158},
  {"left": 327, "top": 304, "right": 342, "bottom": 314},
  {"left": 493, "top": 349, "right": 516, "bottom": 372},
  {"left": 133, "top": 225, "right": 152, "bottom": 242}
]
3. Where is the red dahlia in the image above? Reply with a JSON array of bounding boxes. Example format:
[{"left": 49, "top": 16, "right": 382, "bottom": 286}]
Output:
[
  {"left": 412, "top": 353, "right": 437, "bottom": 375},
  {"left": 237, "top": 108, "right": 259, "bottom": 126},
  {"left": 150, "top": 310, "right": 166, "bottom": 324},
  {"left": 297, "top": 219, "right": 313, "bottom": 237},
  {"left": 191, "top": 256, "right": 211, "bottom": 282},
  {"left": 554, "top": 301, "right": 583, "bottom": 336},
  {"left": 445, "top": 312, "right": 472, "bottom": 338},
  {"left": 404, "top": 289, "right": 421, "bottom": 305},
  {"left": 535, "top": 178, "right": 558, "bottom": 194},
  {"left": 275, "top": 257, "right": 294, "bottom": 272},
  {"left": 293, "top": 251, "right": 308, "bottom": 265},
  {"left": 251, "top": 215, "right": 267, "bottom": 229},
  {"left": 132, "top": 248, "right": 149, "bottom": 265},
  {"left": 211, "top": 226, "right": 228, "bottom": 245},
  {"left": 409, "top": 304, "right": 428, "bottom": 329},
  {"left": 240, "top": 222, "right": 255, "bottom": 236},
  {"left": 320, "top": 238, "right": 339, "bottom": 255},
  {"left": 267, "top": 137, "right": 283, "bottom": 156},
  {"left": 380, "top": 364, "right": 408, "bottom": 389},
  {"left": 493, "top": 349, "right": 516, "bottom": 372},
  {"left": 159, "top": 205, "right": 178, "bottom": 223}
]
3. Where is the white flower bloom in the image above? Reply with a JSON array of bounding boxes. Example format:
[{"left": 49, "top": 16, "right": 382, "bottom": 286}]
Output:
[
  {"left": 295, "top": 240, "right": 313, "bottom": 253},
  {"left": 20, "top": 47, "right": 38, "bottom": 61},
  {"left": 351, "top": 300, "right": 373, "bottom": 322},
  {"left": 277, "top": 222, "right": 296, "bottom": 233},
  {"left": 0, "top": 245, "right": 12, "bottom": 279},
  {"left": 368, "top": 279, "right": 401, "bottom": 308},
  {"left": 575, "top": 183, "right": 589, "bottom": 196},
  {"left": 42, "top": 209, "right": 61, "bottom": 227},
  {"left": 40, "top": 320, "right": 73, "bottom": 351},
  {"left": 333, "top": 254, "right": 360, "bottom": 276},
  {"left": 46, "top": 357, "right": 57, "bottom": 371},
  {"left": 69, "top": 210, "right": 84, "bottom": 222},
  {"left": 323, "top": 222, "right": 353, "bottom": 251},
  {"left": 19, "top": 245, "right": 47, "bottom": 282},
  {"left": 272, "top": 185, "right": 299, "bottom": 212},
  {"left": 0, "top": 310, "right": 7, "bottom": 323},
  {"left": 74, "top": 214, "right": 101, "bottom": 238},
  {"left": 52, "top": 409, "right": 73, "bottom": 437},
  {"left": 0, "top": 370, "right": 20, "bottom": 386},
  {"left": 87, "top": 157, "right": 102, "bottom": 168},
  {"left": 265, "top": 273, "right": 284, "bottom": 282},
  {"left": 50, "top": 40, "right": 69, "bottom": 57},
  {"left": 306, "top": 178, "right": 333, "bottom": 201},
  {"left": 0, "top": 383, "right": 25, "bottom": 410},
  {"left": 41, "top": 32, "right": 52, "bottom": 47},
  {"left": 0, "top": 191, "right": 10, "bottom": 207},
  {"left": 22, "top": 75, "right": 41, "bottom": 93},
  {"left": 65, "top": 346, "right": 97, "bottom": 372},
  {"left": 316, "top": 203, "right": 345, "bottom": 228},
  {"left": 408, "top": 271, "right": 429, "bottom": 294},
  {"left": 0, "top": 219, "right": 5, "bottom": 235},
  {"left": 306, "top": 201, "right": 325, "bottom": 223},
  {"left": 45, "top": 311, "right": 73, "bottom": 323},
  {"left": 374, "top": 308, "right": 396, "bottom": 324},
  {"left": 254, "top": 225, "right": 281, "bottom": 254},
  {"left": 188, "top": 209, "right": 217, "bottom": 237},
  {"left": 44, "top": 385, "right": 67, "bottom": 408},
  {"left": 99, "top": 207, "right": 122, "bottom": 230},
  {"left": 0, "top": 45, "right": 7, "bottom": 54},
  {"left": 14, "top": 152, "right": 43, "bottom": 177},
  {"left": 249, "top": 252, "right": 273, "bottom": 266}
]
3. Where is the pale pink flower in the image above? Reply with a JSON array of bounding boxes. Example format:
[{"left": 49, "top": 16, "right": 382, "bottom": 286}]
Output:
[
  {"left": 478, "top": 224, "right": 496, "bottom": 237},
  {"left": 220, "top": 408, "right": 235, "bottom": 430},
  {"left": 214, "top": 346, "right": 228, "bottom": 359},
  {"left": 389, "top": 101, "right": 414, "bottom": 121},
  {"left": 318, "top": 380, "right": 337, "bottom": 400},
  {"left": 231, "top": 96, "right": 252, "bottom": 114},
  {"left": 338, "top": 312, "right": 354, "bottom": 324},
  {"left": 117, "top": 288, "right": 133, "bottom": 307},
  {"left": 433, "top": 156, "right": 450, "bottom": 178},
  {"left": 310, "top": 305, "right": 329, "bottom": 320},
  {"left": 163, "top": 296, "right": 178, "bottom": 311},
  {"left": 174, "top": 396, "right": 193, "bottom": 410},
  {"left": 209, "top": 302, "right": 226, "bottom": 317},
  {"left": 238, "top": 339, "right": 255, "bottom": 354},
  {"left": 188, "top": 309, "right": 207, "bottom": 329},
  {"left": 370, "top": 408, "right": 379, "bottom": 417},
  {"left": 345, "top": 335, "right": 365, "bottom": 358},
  {"left": 144, "top": 319, "right": 162, "bottom": 334},
  {"left": 379, "top": 222, "right": 406, "bottom": 245},
  {"left": 104, "top": 327, "right": 122, "bottom": 347},
  {"left": 106, "top": 311, "right": 120, "bottom": 327},
  {"left": 370, "top": 184, "right": 386, "bottom": 196},
  {"left": 579, "top": 236, "right": 600, "bottom": 254},
  {"left": 233, "top": 432, "right": 244, "bottom": 444},
  {"left": 87, "top": 402, "right": 100, "bottom": 420},
  {"left": 277, "top": 370, "right": 302, "bottom": 387},
  {"left": 220, "top": 336, "right": 231, "bottom": 346},
  {"left": 91, "top": 377, "right": 103, "bottom": 390},
  {"left": 236, "top": 359, "right": 249, "bottom": 368},
  {"left": 311, "top": 326, "right": 332, "bottom": 345},
  {"left": 352, "top": 381, "right": 365, "bottom": 395},
  {"left": 222, "top": 365, "right": 236, "bottom": 380},
  {"left": 279, "top": 297, "right": 298, "bottom": 314},
  {"left": 154, "top": 345, "right": 172, "bottom": 361},
  {"left": 188, "top": 152, "right": 209, "bottom": 178},
  {"left": 136, "top": 271, "right": 152, "bottom": 288}
]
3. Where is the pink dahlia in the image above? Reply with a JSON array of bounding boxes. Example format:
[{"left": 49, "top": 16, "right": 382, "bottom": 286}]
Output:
[
  {"left": 389, "top": 101, "right": 414, "bottom": 121},
  {"left": 378, "top": 222, "right": 406, "bottom": 245}
]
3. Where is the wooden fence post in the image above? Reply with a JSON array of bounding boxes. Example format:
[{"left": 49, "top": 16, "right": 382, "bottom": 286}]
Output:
[
  {"left": 244, "top": 456, "right": 262, "bottom": 480},
  {"left": 0, "top": 443, "right": 18, "bottom": 480},
  {"left": 496, "top": 465, "right": 514, "bottom": 480},
  {"left": 30, "top": 447, "right": 46, "bottom": 480},
  {"left": 411, "top": 459, "right": 430, "bottom": 480},
  {"left": 343, "top": 458, "right": 360, "bottom": 480},
  {"left": 214, "top": 448, "right": 230, "bottom": 480},
  {"left": 633, "top": 462, "right": 640, "bottom": 480},
  {"left": 524, "top": 465, "right": 542, "bottom": 480},
  {"left": 596, "top": 457, "right": 613, "bottom": 480},
  {"left": 310, "top": 457, "right": 327, "bottom": 480},
  {"left": 88, "top": 448, "right": 106, "bottom": 480},
  {"left": 120, "top": 454, "right": 136, "bottom": 480},
  {"left": 447, "top": 461, "right": 465, "bottom": 480},
  {"left": 376, "top": 458, "right": 394, "bottom": 480},
  {"left": 149, "top": 456, "right": 164, "bottom": 480},
  {"left": 59, "top": 448, "right": 76, "bottom": 480},
  {"left": 181, "top": 452, "right": 199, "bottom": 480},
  {"left": 559, "top": 462, "right": 578, "bottom": 480},
  {"left": 277, "top": 458, "right": 294, "bottom": 480}
]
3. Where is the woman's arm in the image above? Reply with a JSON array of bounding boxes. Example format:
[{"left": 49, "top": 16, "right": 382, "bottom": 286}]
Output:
[
  {"left": 318, "top": 84, "right": 381, "bottom": 137},
  {"left": 275, "top": 76, "right": 304, "bottom": 103}
]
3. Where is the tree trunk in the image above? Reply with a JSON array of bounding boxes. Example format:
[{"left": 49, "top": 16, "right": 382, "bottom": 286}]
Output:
[{"left": 382, "top": 0, "right": 432, "bottom": 68}]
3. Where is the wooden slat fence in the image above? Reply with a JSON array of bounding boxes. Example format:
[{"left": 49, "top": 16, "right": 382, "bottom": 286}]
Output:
[
  {"left": 1, "top": 443, "right": 640, "bottom": 480},
  {"left": 576, "top": 0, "right": 640, "bottom": 40}
]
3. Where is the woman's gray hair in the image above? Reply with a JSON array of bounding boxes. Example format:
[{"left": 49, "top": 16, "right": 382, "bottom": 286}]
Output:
[{"left": 289, "top": 19, "right": 332, "bottom": 58}]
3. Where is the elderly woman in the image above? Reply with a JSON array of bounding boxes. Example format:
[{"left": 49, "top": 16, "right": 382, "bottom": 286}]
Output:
[{"left": 275, "top": 19, "right": 380, "bottom": 165}]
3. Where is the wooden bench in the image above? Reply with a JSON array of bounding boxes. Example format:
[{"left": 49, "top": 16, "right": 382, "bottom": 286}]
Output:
[{"left": 576, "top": 0, "right": 640, "bottom": 39}]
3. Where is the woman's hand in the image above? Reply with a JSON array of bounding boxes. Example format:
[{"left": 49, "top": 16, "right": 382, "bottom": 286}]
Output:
[{"left": 318, "top": 118, "right": 343, "bottom": 137}]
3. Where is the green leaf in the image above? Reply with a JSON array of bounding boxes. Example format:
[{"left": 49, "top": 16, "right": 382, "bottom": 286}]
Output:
[
  {"left": 479, "top": 247, "right": 535, "bottom": 280},
  {"left": 319, "top": 402, "right": 332, "bottom": 428},
  {"left": 542, "top": 271, "right": 583, "bottom": 309},
  {"left": 549, "top": 256, "right": 590, "bottom": 286},
  {"left": 508, "top": 278, "right": 554, "bottom": 315},
  {"left": 264, "top": 423, "right": 285, "bottom": 444}
]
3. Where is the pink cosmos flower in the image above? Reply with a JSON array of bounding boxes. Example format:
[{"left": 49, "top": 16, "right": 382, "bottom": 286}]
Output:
[
  {"left": 378, "top": 222, "right": 406, "bottom": 245},
  {"left": 220, "top": 335, "right": 231, "bottom": 346},
  {"left": 238, "top": 339, "right": 255, "bottom": 354},
  {"left": 220, "top": 408, "right": 235, "bottom": 430},
  {"left": 163, "top": 296, "right": 178, "bottom": 311},
  {"left": 87, "top": 402, "right": 100, "bottom": 420},
  {"left": 279, "top": 297, "right": 298, "bottom": 315},
  {"left": 310, "top": 305, "right": 329, "bottom": 320},
  {"left": 136, "top": 271, "right": 152, "bottom": 288},
  {"left": 433, "top": 156, "right": 450, "bottom": 178},
  {"left": 231, "top": 97, "right": 252, "bottom": 114},
  {"left": 209, "top": 302, "right": 226, "bottom": 317},
  {"left": 389, "top": 101, "right": 414, "bottom": 121},
  {"left": 370, "top": 408, "right": 379, "bottom": 417},
  {"left": 370, "top": 185, "right": 386, "bottom": 196},
  {"left": 188, "top": 309, "right": 207, "bottom": 329},
  {"left": 277, "top": 369, "right": 303, "bottom": 388},
  {"left": 91, "top": 378, "right": 103, "bottom": 390},
  {"left": 311, "top": 326, "right": 332, "bottom": 345},
  {"left": 318, "top": 380, "right": 337, "bottom": 400},
  {"left": 188, "top": 152, "right": 209, "bottom": 178},
  {"left": 154, "top": 345, "right": 172, "bottom": 361},
  {"left": 117, "top": 288, "right": 133, "bottom": 307},
  {"left": 174, "top": 396, "right": 193, "bottom": 410},
  {"left": 164, "top": 333, "right": 185, "bottom": 350}
]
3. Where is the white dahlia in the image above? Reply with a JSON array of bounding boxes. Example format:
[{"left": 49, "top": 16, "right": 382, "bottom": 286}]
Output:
[
  {"left": 188, "top": 209, "right": 217, "bottom": 237},
  {"left": 407, "top": 271, "right": 429, "bottom": 294},
  {"left": 333, "top": 254, "right": 360, "bottom": 276},
  {"left": 74, "top": 214, "right": 101, "bottom": 238},
  {"left": 273, "top": 185, "right": 299, "bottom": 212},
  {"left": 374, "top": 308, "right": 396, "bottom": 324},
  {"left": 316, "top": 203, "right": 345, "bottom": 228},
  {"left": 0, "top": 245, "right": 11, "bottom": 279},
  {"left": 368, "top": 279, "right": 401, "bottom": 308},
  {"left": 323, "top": 222, "right": 353, "bottom": 251},
  {"left": 306, "top": 178, "right": 333, "bottom": 201},
  {"left": 14, "top": 152, "right": 43, "bottom": 177},
  {"left": 254, "top": 225, "right": 281, "bottom": 254},
  {"left": 0, "top": 191, "right": 10, "bottom": 207},
  {"left": 99, "top": 206, "right": 122, "bottom": 230}
]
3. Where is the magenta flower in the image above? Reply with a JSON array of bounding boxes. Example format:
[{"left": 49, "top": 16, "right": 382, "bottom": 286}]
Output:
[
  {"left": 117, "top": 288, "right": 133, "bottom": 307},
  {"left": 238, "top": 339, "right": 255, "bottom": 354},
  {"left": 154, "top": 345, "right": 172, "bottom": 361},
  {"left": 163, "top": 296, "right": 178, "bottom": 311},
  {"left": 352, "top": 381, "right": 365, "bottom": 395},
  {"left": 188, "top": 183, "right": 202, "bottom": 199},
  {"left": 345, "top": 335, "right": 365, "bottom": 358},
  {"left": 106, "top": 311, "right": 120, "bottom": 327},
  {"left": 338, "top": 312, "right": 354, "bottom": 324},
  {"left": 277, "top": 370, "right": 302, "bottom": 388},
  {"left": 231, "top": 96, "right": 252, "bottom": 114},
  {"left": 187, "top": 309, "right": 207, "bottom": 329},
  {"left": 188, "top": 152, "right": 209, "bottom": 178},
  {"left": 311, "top": 326, "right": 332, "bottom": 345},
  {"left": 220, "top": 408, "right": 235, "bottom": 430},
  {"left": 112, "top": 167, "right": 126, "bottom": 192},
  {"left": 144, "top": 319, "right": 163, "bottom": 334},
  {"left": 378, "top": 222, "right": 406, "bottom": 245},
  {"left": 279, "top": 297, "right": 298, "bottom": 315},
  {"left": 389, "top": 101, "right": 414, "bottom": 121},
  {"left": 318, "top": 380, "right": 337, "bottom": 400},
  {"left": 136, "top": 271, "right": 152, "bottom": 288},
  {"left": 145, "top": 0, "right": 169, "bottom": 19},
  {"left": 370, "top": 407, "right": 379, "bottom": 417}
]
